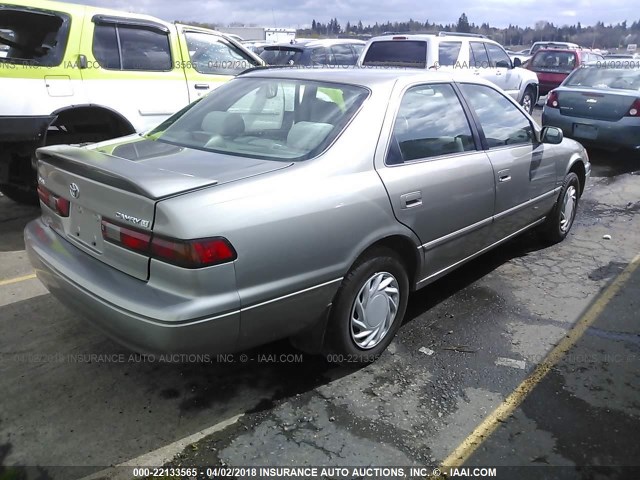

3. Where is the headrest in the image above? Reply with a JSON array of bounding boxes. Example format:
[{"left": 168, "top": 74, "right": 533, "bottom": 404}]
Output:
[
  {"left": 286, "top": 122, "right": 333, "bottom": 151},
  {"left": 201, "top": 111, "right": 245, "bottom": 136}
]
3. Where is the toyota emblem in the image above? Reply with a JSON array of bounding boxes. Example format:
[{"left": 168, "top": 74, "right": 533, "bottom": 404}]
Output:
[{"left": 69, "top": 183, "right": 80, "bottom": 199}]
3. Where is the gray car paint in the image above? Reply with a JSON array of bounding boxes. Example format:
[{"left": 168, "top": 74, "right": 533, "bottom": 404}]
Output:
[{"left": 25, "top": 68, "right": 590, "bottom": 354}]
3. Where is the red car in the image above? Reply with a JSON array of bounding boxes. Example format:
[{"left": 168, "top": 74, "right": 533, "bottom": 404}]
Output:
[{"left": 527, "top": 48, "right": 604, "bottom": 95}]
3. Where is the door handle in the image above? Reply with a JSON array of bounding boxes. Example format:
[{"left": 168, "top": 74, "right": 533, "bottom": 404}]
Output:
[
  {"left": 400, "top": 191, "right": 422, "bottom": 209},
  {"left": 498, "top": 169, "right": 511, "bottom": 183},
  {"left": 194, "top": 84, "right": 210, "bottom": 90}
]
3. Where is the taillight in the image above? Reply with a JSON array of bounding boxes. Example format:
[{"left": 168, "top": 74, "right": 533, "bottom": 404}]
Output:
[
  {"left": 101, "top": 220, "right": 151, "bottom": 254},
  {"left": 101, "top": 218, "right": 236, "bottom": 268},
  {"left": 151, "top": 236, "right": 236, "bottom": 268},
  {"left": 546, "top": 91, "right": 560, "bottom": 108},
  {"left": 625, "top": 98, "right": 640, "bottom": 117},
  {"left": 37, "top": 185, "right": 70, "bottom": 217}
]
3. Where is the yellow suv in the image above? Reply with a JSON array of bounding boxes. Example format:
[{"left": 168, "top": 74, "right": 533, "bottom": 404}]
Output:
[{"left": 0, "top": 0, "right": 263, "bottom": 203}]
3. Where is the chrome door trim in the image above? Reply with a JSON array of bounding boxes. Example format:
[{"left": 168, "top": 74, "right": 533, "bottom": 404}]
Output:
[
  {"left": 415, "top": 216, "right": 546, "bottom": 289},
  {"left": 419, "top": 216, "right": 493, "bottom": 252},
  {"left": 493, "top": 187, "right": 560, "bottom": 221}
]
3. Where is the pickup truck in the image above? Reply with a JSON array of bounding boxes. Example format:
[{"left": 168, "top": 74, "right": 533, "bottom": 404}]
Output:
[{"left": 0, "top": 0, "right": 264, "bottom": 204}]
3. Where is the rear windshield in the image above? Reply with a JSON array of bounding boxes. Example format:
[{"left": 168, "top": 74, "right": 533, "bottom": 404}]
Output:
[
  {"left": 566, "top": 65, "right": 640, "bottom": 91},
  {"left": 260, "top": 47, "right": 304, "bottom": 65},
  {"left": 531, "top": 51, "right": 577, "bottom": 73},
  {"left": 148, "top": 78, "right": 369, "bottom": 161},
  {"left": 362, "top": 40, "right": 427, "bottom": 68},
  {"left": 0, "top": 7, "right": 69, "bottom": 66}
]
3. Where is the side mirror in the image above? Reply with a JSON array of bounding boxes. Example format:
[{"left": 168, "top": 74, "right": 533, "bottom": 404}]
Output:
[
  {"left": 541, "top": 126, "right": 563, "bottom": 144},
  {"left": 513, "top": 57, "right": 522, "bottom": 68}
]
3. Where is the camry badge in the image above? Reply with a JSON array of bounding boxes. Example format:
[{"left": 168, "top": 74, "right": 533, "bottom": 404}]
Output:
[
  {"left": 116, "top": 212, "right": 151, "bottom": 228},
  {"left": 586, "top": 98, "right": 598, "bottom": 104},
  {"left": 69, "top": 183, "right": 80, "bottom": 199}
]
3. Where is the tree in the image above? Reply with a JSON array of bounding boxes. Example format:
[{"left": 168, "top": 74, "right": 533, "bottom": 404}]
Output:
[{"left": 457, "top": 13, "right": 470, "bottom": 33}]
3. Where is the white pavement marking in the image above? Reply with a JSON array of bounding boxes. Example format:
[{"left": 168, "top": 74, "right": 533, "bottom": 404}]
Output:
[
  {"left": 495, "top": 357, "right": 527, "bottom": 370},
  {"left": 79, "top": 414, "right": 243, "bottom": 480}
]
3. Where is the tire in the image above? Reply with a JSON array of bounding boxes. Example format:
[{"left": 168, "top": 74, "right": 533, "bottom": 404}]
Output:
[
  {"left": 521, "top": 87, "right": 535, "bottom": 114},
  {"left": 324, "top": 248, "right": 409, "bottom": 364},
  {"left": 540, "top": 172, "right": 580, "bottom": 244}
]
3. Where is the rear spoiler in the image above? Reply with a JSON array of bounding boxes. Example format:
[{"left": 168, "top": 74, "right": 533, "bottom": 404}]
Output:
[{"left": 36, "top": 145, "right": 218, "bottom": 200}]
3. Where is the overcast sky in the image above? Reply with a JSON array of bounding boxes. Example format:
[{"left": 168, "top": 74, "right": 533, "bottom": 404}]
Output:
[{"left": 60, "top": 0, "right": 637, "bottom": 29}]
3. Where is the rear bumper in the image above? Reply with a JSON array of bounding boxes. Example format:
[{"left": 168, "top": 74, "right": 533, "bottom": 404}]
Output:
[
  {"left": 25, "top": 218, "right": 340, "bottom": 354},
  {"left": 25, "top": 218, "right": 242, "bottom": 354},
  {"left": 542, "top": 108, "right": 640, "bottom": 151}
]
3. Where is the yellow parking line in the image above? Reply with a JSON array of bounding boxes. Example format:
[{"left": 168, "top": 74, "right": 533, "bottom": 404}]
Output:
[
  {"left": 0, "top": 273, "right": 37, "bottom": 287},
  {"left": 440, "top": 252, "right": 640, "bottom": 469}
]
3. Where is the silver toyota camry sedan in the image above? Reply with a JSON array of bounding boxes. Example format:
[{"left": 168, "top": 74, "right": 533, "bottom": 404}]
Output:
[{"left": 25, "top": 68, "right": 590, "bottom": 363}]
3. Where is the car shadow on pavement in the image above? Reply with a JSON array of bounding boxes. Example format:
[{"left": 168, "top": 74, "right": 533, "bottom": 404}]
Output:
[
  {"left": 0, "top": 196, "right": 40, "bottom": 252},
  {"left": 404, "top": 229, "right": 542, "bottom": 324},
  {"left": 587, "top": 148, "right": 640, "bottom": 178}
]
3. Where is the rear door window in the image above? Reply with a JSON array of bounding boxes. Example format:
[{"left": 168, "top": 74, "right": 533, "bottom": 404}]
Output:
[
  {"left": 362, "top": 40, "right": 427, "bottom": 68},
  {"left": 386, "top": 83, "right": 476, "bottom": 164},
  {"left": 92, "top": 22, "right": 172, "bottom": 71},
  {"left": 469, "top": 42, "right": 490, "bottom": 68},
  {"left": 0, "top": 8, "right": 70, "bottom": 66}
]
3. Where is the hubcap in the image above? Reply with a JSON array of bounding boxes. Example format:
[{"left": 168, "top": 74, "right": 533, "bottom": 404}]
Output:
[
  {"left": 350, "top": 272, "right": 400, "bottom": 349},
  {"left": 560, "top": 185, "right": 577, "bottom": 233}
]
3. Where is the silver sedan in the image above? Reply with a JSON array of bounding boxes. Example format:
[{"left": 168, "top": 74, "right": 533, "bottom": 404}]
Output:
[{"left": 25, "top": 68, "right": 590, "bottom": 363}]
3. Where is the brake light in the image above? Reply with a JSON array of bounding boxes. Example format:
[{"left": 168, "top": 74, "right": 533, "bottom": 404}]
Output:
[
  {"left": 151, "top": 236, "right": 236, "bottom": 268},
  {"left": 101, "top": 220, "right": 151, "bottom": 254},
  {"left": 37, "top": 185, "right": 70, "bottom": 217},
  {"left": 101, "top": 218, "right": 236, "bottom": 268},
  {"left": 392, "top": 36, "right": 407, "bottom": 40},
  {"left": 546, "top": 91, "right": 560, "bottom": 108},
  {"left": 626, "top": 98, "right": 640, "bottom": 117}
]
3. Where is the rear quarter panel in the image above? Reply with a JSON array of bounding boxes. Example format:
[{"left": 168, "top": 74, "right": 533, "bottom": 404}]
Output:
[{"left": 152, "top": 95, "right": 421, "bottom": 346}]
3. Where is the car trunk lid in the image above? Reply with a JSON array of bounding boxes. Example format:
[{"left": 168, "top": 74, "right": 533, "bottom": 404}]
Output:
[
  {"left": 557, "top": 88, "right": 639, "bottom": 121},
  {"left": 36, "top": 141, "right": 290, "bottom": 280}
]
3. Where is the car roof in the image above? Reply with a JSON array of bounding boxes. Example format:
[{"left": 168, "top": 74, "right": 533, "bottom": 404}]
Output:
[
  {"left": 367, "top": 33, "right": 500, "bottom": 45},
  {"left": 239, "top": 66, "right": 494, "bottom": 88},
  {"left": 264, "top": 39, "right": 366, "bottom": 49},
  {"left": 532, "top": 48, "right": 580, "bottom": 55},
  {"left": 532, "top": 41, "right": 580, "bottom": 47}
]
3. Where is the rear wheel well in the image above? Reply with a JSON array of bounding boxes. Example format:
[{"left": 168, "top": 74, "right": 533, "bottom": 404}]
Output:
[
  {"left": 356, "top": 235, "right": 420, "bottom": 289},
  {"left": 569, "top": 161, "right": 586, "bottom": 196},
  {"left": 47, "top": 106, "right": 135, "bottom": 146}
]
